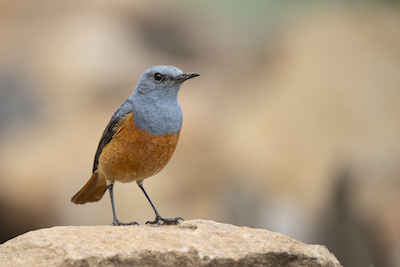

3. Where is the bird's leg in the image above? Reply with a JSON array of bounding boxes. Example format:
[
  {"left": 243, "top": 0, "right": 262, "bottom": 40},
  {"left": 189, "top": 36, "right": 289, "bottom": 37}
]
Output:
[
  {"left": 108, "top": 182, "right": 139, "bottom": 226},
  {"left": 137, "top": 181, "right": 183, "bottom": 225}
]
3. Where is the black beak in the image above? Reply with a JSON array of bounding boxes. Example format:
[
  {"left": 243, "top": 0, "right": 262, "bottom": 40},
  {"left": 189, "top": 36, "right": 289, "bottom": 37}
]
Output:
[{"left": 177, "top": 72, "right": 200, "bottom": 82}]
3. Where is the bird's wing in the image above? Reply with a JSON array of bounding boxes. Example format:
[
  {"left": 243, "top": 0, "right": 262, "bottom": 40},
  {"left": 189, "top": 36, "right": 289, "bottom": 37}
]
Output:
[{"left": 92, "top": 100, "right": 133, "bottom": 173}]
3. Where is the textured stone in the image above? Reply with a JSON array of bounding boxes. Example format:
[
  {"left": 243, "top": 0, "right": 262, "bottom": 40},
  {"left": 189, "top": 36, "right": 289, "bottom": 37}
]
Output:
[{"left": 0, "top": 220, "right": 341, "bottom": 267}]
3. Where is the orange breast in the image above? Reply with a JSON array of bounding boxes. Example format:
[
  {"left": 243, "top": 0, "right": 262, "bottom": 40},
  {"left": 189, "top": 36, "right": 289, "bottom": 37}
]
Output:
[{"left": 98, "top": 112, "right": 180, "bottom": 183}]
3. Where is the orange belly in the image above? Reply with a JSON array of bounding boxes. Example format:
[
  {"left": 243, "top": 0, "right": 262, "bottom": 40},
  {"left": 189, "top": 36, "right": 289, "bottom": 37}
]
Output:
[{"left": 98, "top": 112, "right": 180, "bottom": 183}]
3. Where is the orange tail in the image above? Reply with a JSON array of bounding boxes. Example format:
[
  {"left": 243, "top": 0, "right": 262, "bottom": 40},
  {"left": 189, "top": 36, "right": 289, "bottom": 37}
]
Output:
[{"left": 71, "top": 171, "right": 107, "bottom": 204}]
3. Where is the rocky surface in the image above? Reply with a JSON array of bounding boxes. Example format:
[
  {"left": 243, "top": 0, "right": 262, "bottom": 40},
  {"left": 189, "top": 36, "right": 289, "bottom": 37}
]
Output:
[{"left": 0, "top": 220, "right": 340, "bottom": 266}]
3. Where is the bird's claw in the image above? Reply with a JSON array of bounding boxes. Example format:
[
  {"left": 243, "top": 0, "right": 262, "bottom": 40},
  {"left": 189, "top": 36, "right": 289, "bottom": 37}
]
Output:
[
  {"left": 146, "top": 216, "right": 184, "bottom": 225},
  {"left": 111, "top": 220, "right": 139, "bottom": 226}
]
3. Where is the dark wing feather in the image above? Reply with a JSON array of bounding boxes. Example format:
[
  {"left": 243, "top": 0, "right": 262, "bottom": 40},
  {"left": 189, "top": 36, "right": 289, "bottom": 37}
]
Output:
[
  {"left": 92, "top": 100, "right": 134, "bottom": 173},
  {"left": 92, "top": 117, "right": 120, "bottom": 173}
]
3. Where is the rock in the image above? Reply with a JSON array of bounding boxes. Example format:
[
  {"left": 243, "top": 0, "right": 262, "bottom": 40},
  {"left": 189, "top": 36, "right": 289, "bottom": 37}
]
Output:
[{"left": 0, "top": 220, "right": 341, "bottom": 267}]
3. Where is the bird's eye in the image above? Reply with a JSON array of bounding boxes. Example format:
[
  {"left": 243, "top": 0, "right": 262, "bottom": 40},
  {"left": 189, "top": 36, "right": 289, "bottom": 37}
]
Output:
[{"left": 154, "top": 72, "right": 163, "bottom": 81}]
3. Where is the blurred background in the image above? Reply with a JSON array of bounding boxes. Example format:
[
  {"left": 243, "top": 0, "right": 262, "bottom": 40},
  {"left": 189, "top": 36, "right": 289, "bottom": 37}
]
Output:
[{"left": 0, "top": 0, "right": 399, "bottom": 266}]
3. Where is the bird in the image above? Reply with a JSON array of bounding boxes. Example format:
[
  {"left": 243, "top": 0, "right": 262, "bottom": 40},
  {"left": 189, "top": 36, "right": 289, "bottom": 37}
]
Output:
[{"left": 71, "top": 65, "right": 200, "bottom": 226}]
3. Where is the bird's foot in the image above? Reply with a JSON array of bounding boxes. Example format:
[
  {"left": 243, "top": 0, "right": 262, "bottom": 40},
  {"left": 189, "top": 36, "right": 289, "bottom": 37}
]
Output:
[
  {"left": 111, "top": 219, "right": 139, "bottom": 226},
  {"left": 146, "top": 216, "right": 183, "bottom": 225}
]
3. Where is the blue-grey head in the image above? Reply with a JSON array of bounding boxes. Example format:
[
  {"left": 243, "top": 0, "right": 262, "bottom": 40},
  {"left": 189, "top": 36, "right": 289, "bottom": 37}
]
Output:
[{"left": 127, "top": 65, "right": 200, "bottom": 136}]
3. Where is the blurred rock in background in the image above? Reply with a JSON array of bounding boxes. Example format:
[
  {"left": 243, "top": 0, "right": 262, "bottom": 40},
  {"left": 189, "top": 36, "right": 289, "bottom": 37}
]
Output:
[{"left": 0, "top": 1, "right": 399, "bottom": 266}]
